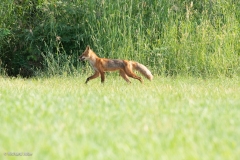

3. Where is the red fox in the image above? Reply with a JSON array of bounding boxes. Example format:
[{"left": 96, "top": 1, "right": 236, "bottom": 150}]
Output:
[{"left": 79, "top": 45, "right": 153, "bottom": 84}]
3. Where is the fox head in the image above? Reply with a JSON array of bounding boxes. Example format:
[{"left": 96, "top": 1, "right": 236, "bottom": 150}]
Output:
[{"left": 79, "top": 45, "right": 91, "bottom": 61}]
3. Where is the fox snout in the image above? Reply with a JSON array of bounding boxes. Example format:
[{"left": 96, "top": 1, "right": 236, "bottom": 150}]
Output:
[{"left": 79, "top": 55, "right": 85, "bottom": 61}]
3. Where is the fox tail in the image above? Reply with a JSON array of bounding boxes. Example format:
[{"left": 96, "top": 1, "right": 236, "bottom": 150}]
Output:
[{"left": 134, "top": 62, "right": 153, "bottom": 81}]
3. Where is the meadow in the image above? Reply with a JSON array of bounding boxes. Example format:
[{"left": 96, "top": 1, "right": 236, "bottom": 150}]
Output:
[
  {"left": 0, "top": 76, "right": 240, "bottom": 160},
  {"left": 1, "top": 1, "right": 240, "bottom": 159}
]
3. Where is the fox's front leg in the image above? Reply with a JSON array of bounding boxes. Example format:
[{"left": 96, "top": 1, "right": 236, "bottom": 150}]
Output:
[
  {"left": 85, "top": 71, "right": 100, "bottom": 84},
  {"left": 100, "top": 72, "right": 105, "bottom": 83}
]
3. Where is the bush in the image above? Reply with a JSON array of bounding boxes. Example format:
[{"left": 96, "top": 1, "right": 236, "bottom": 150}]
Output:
[{"left": 0, "top": 0, "right": 239, "bottom": 77}]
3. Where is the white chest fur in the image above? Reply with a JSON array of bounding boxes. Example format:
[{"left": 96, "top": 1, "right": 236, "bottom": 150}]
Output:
[{"left": 88, "top": 58, "right": 98, "bottom": 71}]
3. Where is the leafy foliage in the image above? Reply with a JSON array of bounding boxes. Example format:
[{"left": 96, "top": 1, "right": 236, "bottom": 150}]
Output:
[
  {"left": 0, "top": 0, "right": 240, "bottom": 77},
  {"left": 0, "top": 0, "right": 87, "bottom": 77}
]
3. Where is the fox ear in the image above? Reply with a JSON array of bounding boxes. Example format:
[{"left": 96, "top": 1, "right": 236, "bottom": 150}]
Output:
[{"left": 86, "top": 45, "right": 90, "bottom": 50}]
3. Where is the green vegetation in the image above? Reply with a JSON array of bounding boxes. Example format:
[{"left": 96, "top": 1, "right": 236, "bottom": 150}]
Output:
[
  {"left": 0, "top": 0, "right": 240, "bottom": 77},
  {"left": 0, "top": 76, "right": 239, "bottom": 159}
]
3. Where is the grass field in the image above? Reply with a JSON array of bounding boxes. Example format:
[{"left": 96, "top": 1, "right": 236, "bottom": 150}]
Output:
[{"left": 0, "top": 76, "right": 240, "bottom": 160}]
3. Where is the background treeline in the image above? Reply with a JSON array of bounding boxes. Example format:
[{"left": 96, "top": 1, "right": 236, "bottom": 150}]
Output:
[{"left": 0, "top": 0, "right": 240, "bottom": 77}]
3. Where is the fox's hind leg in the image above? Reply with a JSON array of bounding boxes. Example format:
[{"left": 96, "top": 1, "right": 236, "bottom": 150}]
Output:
[
  {"left": 124, "top": 68, "right": 142, "bottom": 83},
  {"left": 119, "top": 70, "right": 131, "bottom": 83}
]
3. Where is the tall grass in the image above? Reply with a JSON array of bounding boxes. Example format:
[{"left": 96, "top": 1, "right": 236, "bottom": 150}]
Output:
[
  {"left": 37, "top": 42, "right": 78, "bottom": 77},
  {"left": 84, "top": 0, "right": 240, "bottom": 77},
  {"left": 0, "top": 0, "right": 240, "bottom": 77}
]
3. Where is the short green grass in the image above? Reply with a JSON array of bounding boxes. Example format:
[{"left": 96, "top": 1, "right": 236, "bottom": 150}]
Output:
[{"left": 0, "top": 76, "right": 240, "bottom": 160}]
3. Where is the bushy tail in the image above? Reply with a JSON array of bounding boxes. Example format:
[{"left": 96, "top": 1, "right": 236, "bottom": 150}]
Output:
[{"left": 134, "top": 62, "right": 153, "bottom": 80}]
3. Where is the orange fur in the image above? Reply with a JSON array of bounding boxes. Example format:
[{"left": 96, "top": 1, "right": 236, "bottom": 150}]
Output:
[{"left": 79, "top": 45, "right": 153, "bottom": 84}]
